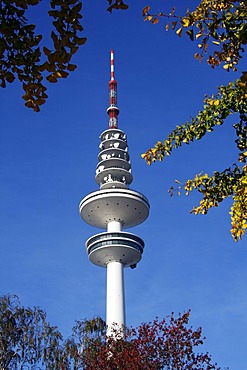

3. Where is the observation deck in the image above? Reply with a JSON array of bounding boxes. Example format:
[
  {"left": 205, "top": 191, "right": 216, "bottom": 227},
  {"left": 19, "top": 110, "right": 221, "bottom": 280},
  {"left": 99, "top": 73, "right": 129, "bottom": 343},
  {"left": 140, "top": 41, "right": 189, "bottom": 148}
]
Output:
[
  {"left": 86, "top": 231, "right": 144, "bottom": 267},
  {"left": 80, "top": 188, "right": 149, "bottom": 229}
]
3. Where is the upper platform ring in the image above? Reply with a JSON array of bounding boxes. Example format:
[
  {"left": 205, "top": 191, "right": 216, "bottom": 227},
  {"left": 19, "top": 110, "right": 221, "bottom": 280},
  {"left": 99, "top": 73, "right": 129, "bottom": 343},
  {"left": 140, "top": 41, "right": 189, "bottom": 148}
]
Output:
[{"left": 80, "top": 188, "right": 150, "bottom": 229}]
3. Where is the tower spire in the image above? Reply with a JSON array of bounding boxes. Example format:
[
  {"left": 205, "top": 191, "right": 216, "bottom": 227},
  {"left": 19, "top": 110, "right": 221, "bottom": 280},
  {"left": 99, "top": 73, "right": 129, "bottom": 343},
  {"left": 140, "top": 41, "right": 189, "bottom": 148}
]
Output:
[
  {"left": 107, "top": 50, "right": 119, "bottom": 129},
  {"left": 110, "top": 49, "right": 115, "bottom": 80}
]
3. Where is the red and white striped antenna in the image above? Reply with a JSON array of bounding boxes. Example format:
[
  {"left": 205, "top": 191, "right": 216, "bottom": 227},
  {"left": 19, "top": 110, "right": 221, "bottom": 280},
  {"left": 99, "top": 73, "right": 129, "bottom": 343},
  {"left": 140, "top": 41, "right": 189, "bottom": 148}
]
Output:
[
  {"left": 107, "top": 50, "right": 119, "bottom": 129},
  {"left": 110, "top": 49, "right": 115, "bottom": 81}
]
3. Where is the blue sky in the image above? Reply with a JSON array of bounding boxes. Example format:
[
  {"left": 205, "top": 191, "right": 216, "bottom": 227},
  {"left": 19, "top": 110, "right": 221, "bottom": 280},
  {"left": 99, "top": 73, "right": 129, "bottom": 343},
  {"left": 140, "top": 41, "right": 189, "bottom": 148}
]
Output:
[{"left": 1, "top": 1, "right": 247, "bottom": 368}]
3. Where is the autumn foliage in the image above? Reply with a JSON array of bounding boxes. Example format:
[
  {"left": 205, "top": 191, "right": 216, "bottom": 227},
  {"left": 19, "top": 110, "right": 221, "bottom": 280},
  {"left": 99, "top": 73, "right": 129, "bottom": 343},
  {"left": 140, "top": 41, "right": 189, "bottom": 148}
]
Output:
[
  {"left": 79, "top": 311, "right": 220, "bottom": 370},
  {"left": 0, "top": 0, "right": 129, "bottom": 111},
  {"left": 0, "top": 295, "right": 222, "bottom": 369},
  {"left": 141, "top": 0, "right": 247, "bottom": 241},
  {"left": 0, "top": 0, "right": 87, "bottom": 112}
]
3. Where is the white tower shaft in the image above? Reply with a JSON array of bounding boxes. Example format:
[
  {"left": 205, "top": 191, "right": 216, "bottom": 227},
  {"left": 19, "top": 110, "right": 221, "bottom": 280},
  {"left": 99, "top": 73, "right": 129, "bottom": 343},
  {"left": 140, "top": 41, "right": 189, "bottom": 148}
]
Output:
[
  {"left": 106, "top": 261, "right": 125, "bottom": 335},
  {"left": 106, "top": 220, "right": 125, "bottom": 335}
]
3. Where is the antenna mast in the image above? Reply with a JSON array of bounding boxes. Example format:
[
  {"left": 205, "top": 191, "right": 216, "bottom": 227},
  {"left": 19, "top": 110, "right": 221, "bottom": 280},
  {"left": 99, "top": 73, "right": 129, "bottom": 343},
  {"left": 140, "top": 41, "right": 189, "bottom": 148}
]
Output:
[{"left": 107, "top": 50, "right": 119, "bottom": 129}]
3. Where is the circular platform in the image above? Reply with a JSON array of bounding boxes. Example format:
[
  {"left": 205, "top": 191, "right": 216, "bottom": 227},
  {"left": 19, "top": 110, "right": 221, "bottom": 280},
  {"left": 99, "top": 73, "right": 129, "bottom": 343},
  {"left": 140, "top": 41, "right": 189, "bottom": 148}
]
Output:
[
  {"left": 95, "top": 167, "right": 133, "bottom": 186},
  {"left": 80, "top": 188, "right": 150, "bottom": 229},
  {"left": 86, "top": 231, "right": 144, "bottom": 267}
]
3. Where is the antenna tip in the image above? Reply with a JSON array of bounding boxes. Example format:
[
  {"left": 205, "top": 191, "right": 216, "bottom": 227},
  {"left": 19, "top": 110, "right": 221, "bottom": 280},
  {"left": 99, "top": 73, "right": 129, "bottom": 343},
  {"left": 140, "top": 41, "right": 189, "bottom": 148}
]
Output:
[{"left": 110, "top": 50, "right": 115, "bottom": 81}]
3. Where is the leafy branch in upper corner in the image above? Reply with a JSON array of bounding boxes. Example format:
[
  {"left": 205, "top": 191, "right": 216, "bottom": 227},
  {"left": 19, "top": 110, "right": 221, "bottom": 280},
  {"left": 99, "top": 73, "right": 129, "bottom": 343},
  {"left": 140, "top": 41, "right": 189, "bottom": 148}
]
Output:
[
  {"left": 143, "top": 1, "right": 247, "bottom": 71},
  {"left": 142, "top": 80, "right": 247, "bottom": 241},
  {"left": 0, "top": 0, "right": 87, "bottom": 111},
  {"left": 141, "top": 0, "right": 247, "bottom": 241},
  {"left": 0, "top": 0, "right": 130, "bottom": 111}
]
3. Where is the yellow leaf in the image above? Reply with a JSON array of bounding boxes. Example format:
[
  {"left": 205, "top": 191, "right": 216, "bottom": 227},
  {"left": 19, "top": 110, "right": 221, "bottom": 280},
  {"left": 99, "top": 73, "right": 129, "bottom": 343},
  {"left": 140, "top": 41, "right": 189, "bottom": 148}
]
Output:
[
  {"left": 176, "top": 27, "right": 183, "bottom": 37},
  {"left": 181, "top": 17, "right": 190, "bottom": 27},
  {"left": 152, "top": 17, "right": 159, "bottom": 24},
  {"left": 238, "top": 82, "right": 247, "bottom": 92},
  {"left": 58, "top": 70, "right": 69, "bottom": 78},
  {"left": 142, "top": 5, "right": 150, "bottom": 15},
  {"left": 165, "top": 23, "right": 169, "bottom": 31}
]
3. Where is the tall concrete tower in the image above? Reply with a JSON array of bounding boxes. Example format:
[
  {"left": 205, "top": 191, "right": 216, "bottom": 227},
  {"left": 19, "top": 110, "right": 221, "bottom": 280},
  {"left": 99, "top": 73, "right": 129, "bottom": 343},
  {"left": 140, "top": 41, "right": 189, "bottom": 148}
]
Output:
[{"left": 79, "top": 51, "right": 149, "bottom": 334}]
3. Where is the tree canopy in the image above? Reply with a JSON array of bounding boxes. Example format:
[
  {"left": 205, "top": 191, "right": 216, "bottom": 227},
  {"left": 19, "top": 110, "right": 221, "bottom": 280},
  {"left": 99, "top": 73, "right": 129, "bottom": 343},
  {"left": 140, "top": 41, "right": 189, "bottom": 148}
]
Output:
[
  {"left": 79, "top": 311, "right": 221, "bottom": 370},
  {"left": 0, "top": 295, "right": 221, "bottom": 369},
  {"left": 141, "top": 0, "right": 247, "bottom": 241},
  {"left": 0, "top": 294, "right": 64, "bottom": 369}
]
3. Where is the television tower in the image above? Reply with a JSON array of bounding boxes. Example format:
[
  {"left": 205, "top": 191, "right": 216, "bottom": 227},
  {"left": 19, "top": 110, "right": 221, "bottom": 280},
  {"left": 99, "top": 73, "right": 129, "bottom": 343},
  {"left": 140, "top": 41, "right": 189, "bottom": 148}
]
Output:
[{"left": 79, "top": 51, "right": 150, "bottom": 334}]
